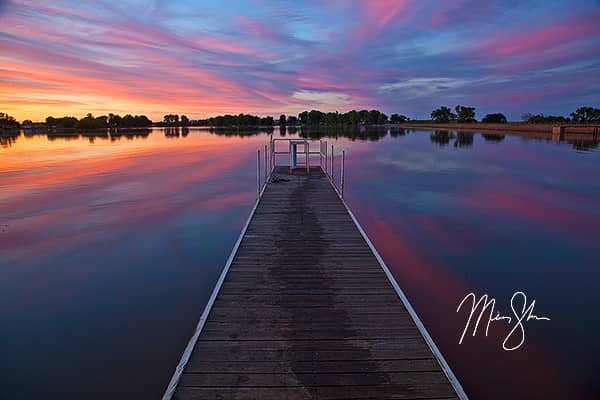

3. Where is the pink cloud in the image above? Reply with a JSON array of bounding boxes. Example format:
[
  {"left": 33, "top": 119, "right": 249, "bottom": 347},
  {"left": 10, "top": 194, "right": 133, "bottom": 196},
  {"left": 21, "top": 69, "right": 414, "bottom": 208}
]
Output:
[
  {"left": 234, "top": 15, "right": 297, "bottom": 46},
  {"left": 471, "top": 11, "right": 600, "bottom": 58},
  {"left": 350, "top": 0, "right": 413, "bottom": 45}
]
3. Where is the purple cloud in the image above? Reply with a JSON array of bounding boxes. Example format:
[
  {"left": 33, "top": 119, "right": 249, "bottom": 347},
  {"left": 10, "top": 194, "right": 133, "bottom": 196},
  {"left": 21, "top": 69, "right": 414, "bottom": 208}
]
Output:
[{"left": 0, "top": 0, "right": 598, "bottom": 121}]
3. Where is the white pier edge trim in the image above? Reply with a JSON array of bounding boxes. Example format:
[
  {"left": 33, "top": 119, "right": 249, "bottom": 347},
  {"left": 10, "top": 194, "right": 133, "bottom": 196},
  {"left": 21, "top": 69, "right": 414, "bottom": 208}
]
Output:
[
  {"left": 161, "top": 168, "right": 271, "bottom": 400},
  {"left": 326, "top": 171, "right": 469, "bottom": 400}
]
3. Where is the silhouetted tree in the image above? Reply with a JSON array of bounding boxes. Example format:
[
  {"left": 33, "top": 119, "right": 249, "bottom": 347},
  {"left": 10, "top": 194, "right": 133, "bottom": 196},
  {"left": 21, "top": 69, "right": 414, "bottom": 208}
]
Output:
[
  {"left": 324, "top": 111, "right": 339, "bottom": 125},
  {"left": 108, "top": 113, "right": 122, "bottom": 127},
  {"left": 45, "top": 116, "right": 78, "bottom": 129},
  {"left": 298, "top": 111, "right": 309, "bottom": 125},
  {"left": 180, "top": 115, "right": 189, "bottom": 126},
  {"left": 116, "top": 114, "right": 152, "bottom": 127},
  {"left": 343, "top": 110, "right": 359, "bottom": 124},
  {"left": 0, "top": 112, "right": 19, "bottom": 128},
  {"left": 524, "top": 114, "right": 569, "bottom": 124},
  {"left": 261, "top": 116, "right": 274, "bottom": 125},
  {"left": 163, "top": 114, "right": 179, "bottom": 125},
  {"left": 133, "top": 115, "right": 152, "bottom": 127},
  {"left": 287, "top": 115, "right": 298, "bottom": 125},
  {"left": 431, "top": 106, "right": 456, "bottom": 123},
  {"left": 390, "top": 113, "right": 409, "bottom": 124},
  {"left": 78, "top": 113, "right": 108, "bottom": 129},
  {"left": 482, "top": 113, "right": 507, "bottom": 123},
  {"left": 521, "top": 113, "right": 533, "bottom": 122},
  {"left": 308, "top": 110, "right": 325, "bottom": 125},
  {"left": 570, "top": 107, "right": 600, "bottom": 123},
  {"left": 279, "top": 114, "right": 286, "bottom": 125},
  {"left": 358, "top": 109, "right": 369, "bottom": 123},
  {"left": 455, "top": 105, "right": 476, "bottom": 122},
  {"left": 365, "top": 109, "right": 387, "bottom": 124}
]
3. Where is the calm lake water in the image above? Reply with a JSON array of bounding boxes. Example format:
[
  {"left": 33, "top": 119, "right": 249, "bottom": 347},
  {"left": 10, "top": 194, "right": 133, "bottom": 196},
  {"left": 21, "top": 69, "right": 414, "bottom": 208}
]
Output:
[{"left": 1, "top": 127, "right": 599, "bottom": 399}]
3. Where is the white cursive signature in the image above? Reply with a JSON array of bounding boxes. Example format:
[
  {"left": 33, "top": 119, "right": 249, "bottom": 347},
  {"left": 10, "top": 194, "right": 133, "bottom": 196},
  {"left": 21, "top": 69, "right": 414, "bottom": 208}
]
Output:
[{"left": 456, "top": 291, "right": 550, "bottom": 351}]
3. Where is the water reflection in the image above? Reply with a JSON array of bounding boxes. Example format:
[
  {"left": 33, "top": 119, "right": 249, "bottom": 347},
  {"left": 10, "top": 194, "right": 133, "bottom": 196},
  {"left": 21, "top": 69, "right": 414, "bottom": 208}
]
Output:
[
  {"left": 164, "top": 126, "right": 181, "bottom": 137},
  {"left": 482, "top": 133, "right": 506, "bottom": 142},
  {"left": 454, "top": 132, "right": 474, "bottom": 148},
  {"left": 341, "top": 132, "right": 600, "bottom": 399},
  {"left": 3, "top": 126, "right": 600, "bottom": 152},
  {"left": 430, "top": 130, "right": 455, "bottom": 146},
  {"left": 0, "top": 131, "right": 18, "bottom": 147},
  {"left": 207, "top": 126, "right": 274, "bottom": 136},
  {"left": 389, "top": 128, "right": 408, "bottom": 137},
  {"left": 110, "top": 128, "right": 151, "bottom": 140},
  {"left": 568, "top": 138, "right": 599, "bottom": 151},
  {"left": 0, "top": 130, "right": 265, "bottom": 399},
  {"left": 2, "top": 127, "right": 599, "bottom": 399}
]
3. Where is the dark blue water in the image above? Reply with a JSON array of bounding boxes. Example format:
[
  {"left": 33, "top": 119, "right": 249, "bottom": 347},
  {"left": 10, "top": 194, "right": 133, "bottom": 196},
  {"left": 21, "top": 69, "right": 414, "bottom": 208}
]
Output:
[
  {"left": 338, "top": 129, "right": 600, "bottom": 399},
  {"left": 1, "top": 127, "right": 598, "bottom": 399},
  {"left": 0, "top": 129, "right": 263, "bottom": 399}
]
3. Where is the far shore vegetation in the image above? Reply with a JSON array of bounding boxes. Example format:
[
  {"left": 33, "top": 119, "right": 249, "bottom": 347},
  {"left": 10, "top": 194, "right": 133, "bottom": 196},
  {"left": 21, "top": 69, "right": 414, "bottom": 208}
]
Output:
[{"left": 1, "top": 106, "right": 599, "bottom": 131}]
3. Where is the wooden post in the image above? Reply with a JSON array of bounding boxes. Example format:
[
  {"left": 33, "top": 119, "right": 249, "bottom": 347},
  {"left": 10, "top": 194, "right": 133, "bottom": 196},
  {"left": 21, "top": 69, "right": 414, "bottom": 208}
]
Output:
[
  {"left": 552, "top": 126, "right": 565, "bottom": 142},
  {"left": 264, "top": 144, "right": 268, "bottom": 182}
]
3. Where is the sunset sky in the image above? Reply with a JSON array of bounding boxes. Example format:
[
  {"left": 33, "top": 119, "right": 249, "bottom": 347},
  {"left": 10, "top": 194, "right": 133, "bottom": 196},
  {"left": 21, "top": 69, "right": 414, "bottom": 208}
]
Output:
[{"left": 1, "top": 0, "right": 599, "bottom": 121}]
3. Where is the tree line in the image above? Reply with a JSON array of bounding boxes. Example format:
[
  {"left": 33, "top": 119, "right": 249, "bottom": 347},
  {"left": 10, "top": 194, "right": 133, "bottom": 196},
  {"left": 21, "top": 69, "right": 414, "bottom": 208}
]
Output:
[
  {"left": 429, "top": 105, "right": 600, "bottom": 124},
  {"left": 193, "top": 110, "right": 409, "bottom": 127},
  {"left": 193, "top": 106, "right": 599, "bottom": 126},
  {"left": 194, "top": 114, "right": 274, "bottom": 127},
  {"left": 2, "top": 105, "right": 599, "bottom": 131},
  {"left": 294, "top": 110, "right": 409, "bottom": 125},
  {"left": 43, "top": 113, "right": 152, "bottom": 129},
  {"left": 0, "top": 112, "right": 19, "bottom": 128}
]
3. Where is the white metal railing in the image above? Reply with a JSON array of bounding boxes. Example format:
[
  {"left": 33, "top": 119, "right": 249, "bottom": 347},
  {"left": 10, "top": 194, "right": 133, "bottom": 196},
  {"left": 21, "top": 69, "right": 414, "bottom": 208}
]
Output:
[{"left": 256, "top": 137, "right": 346, "bottom": 199}]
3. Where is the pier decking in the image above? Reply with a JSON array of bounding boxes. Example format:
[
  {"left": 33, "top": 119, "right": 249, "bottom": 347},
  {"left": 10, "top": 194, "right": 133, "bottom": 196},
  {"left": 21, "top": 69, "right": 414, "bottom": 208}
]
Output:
[{"left": 165, "top": 166, "right": 465, "bottom": 400}]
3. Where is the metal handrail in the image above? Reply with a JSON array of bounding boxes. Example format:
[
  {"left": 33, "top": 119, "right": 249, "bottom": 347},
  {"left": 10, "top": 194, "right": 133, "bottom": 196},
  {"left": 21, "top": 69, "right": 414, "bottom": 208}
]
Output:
[{"left": 257, "top": 137, "right": 345, "bottom": 199}]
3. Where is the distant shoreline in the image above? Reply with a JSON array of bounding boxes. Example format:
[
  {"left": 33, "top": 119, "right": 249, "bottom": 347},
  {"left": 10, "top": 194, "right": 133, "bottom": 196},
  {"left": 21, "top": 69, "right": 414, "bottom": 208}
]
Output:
[{"left": 400, "top": 122, "right": 600, "bottom": 135}]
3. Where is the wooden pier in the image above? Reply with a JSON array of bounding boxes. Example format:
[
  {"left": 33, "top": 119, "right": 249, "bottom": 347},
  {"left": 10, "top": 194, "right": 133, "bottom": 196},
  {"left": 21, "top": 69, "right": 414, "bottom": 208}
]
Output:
[{"left": 164, "top": 165, "right": 466, "bottom": 400}]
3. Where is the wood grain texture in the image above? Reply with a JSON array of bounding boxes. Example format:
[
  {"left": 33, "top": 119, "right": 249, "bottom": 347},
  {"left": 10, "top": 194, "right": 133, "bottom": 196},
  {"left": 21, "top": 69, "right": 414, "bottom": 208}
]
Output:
[{"left": 173, "top": 166, "right": 458, "bottom": 400}]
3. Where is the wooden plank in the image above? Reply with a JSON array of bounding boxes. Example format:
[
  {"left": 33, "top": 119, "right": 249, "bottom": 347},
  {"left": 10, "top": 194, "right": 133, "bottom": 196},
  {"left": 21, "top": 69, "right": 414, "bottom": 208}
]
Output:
[
  {"left": 179, "top": 371, "right": 453, "bottom": 388},
  {"left": 186, "top": 339, "right": 434, "bottom": 362},
  {"left": 169, "top": 166, "right": 462, "bottom": 400},
  {"left": 183, "top": 359, "right": 440, "bottom": 374},
  {"left": 175, "top": 387, "right": 457, "bottom": 400}
]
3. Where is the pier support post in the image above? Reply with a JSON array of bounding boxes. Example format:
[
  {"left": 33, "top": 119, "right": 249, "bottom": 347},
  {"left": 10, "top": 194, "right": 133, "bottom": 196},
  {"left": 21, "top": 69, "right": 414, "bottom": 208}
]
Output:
[{"left": 552, "top": 126, "right": 565, "bottom": 142}]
